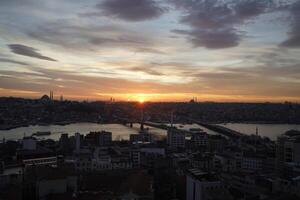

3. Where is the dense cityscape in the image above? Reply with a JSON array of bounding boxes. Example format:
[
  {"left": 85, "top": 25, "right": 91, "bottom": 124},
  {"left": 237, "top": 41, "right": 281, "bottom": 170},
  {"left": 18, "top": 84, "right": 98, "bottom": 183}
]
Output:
[
  {"left": 1, "top": 96, "right": 300, "bottom": 130},
  {"left": 0, "top": 95, "right": 300, "bottom": 199}
]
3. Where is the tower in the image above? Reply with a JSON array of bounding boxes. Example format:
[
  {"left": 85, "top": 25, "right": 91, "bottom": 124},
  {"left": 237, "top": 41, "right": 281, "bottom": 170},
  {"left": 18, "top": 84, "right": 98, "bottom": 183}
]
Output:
[{"left": 49, "top": 91, "right": 54, "bottom": 100}]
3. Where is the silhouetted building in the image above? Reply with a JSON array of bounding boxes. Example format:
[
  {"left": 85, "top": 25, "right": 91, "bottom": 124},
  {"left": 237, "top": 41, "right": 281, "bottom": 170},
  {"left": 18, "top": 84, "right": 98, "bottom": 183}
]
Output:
[
  {"left": 59, "top": 133, "right": 70, "bottom": 154},
  {"left": 191, "top": 132, "right": 208, "bottom": 148},
  {"left": 167, "top": 128, "right": 185, "bottom": 149},
  {"left": 276, "top": 130, "right": 300, "bottom": 177},
  {"left": 130, "top": 130, "right": 154, "bottom": 144},
  {"left": 22, "top": 137, "right": 36, "bottom": 150},
  {"left": 96, "top": 131, "right": 112, "bottom": 146}
]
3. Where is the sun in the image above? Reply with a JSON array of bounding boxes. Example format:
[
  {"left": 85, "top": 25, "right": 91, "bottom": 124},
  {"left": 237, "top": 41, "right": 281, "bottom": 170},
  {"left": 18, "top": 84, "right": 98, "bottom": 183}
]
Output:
[
  {"left": 129, "top": 93, "right": 147, "bottom": 103},
  {"left": 138, "top": 98, "right": 145, "bottom": 103}
]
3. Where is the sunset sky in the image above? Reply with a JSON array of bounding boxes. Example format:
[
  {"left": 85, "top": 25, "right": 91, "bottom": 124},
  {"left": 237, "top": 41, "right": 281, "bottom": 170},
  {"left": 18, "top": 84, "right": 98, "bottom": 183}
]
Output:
[{"left": 0, "top": 0, "right": 300, "bottom": 102}]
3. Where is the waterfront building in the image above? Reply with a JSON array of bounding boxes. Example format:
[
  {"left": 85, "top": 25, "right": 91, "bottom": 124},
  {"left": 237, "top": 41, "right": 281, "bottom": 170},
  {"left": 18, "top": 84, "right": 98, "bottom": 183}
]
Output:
[
  {"left": 96, "top": 131, "right": 112, "bottom": 146},
  {"left": 167, "top": 128, "right": 185, "bottom": 149}
]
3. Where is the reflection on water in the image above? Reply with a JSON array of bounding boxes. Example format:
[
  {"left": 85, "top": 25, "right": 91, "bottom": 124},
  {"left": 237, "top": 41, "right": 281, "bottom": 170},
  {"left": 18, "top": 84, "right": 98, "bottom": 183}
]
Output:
[
  {"left": 0, "top": 123, "right": 167, "bottom": 141},
  {"left": 1, "top": 122, "right": 299, "bottom": 141},
  {"left": 219, "top": 123, "right": 300, "bottom": 140}
]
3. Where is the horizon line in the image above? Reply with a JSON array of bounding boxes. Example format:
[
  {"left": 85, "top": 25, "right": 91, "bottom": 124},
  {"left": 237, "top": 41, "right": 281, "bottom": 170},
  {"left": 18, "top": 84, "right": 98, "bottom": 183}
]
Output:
[{"left": 1, "top": 96, "right": 299, "bottom": 104}]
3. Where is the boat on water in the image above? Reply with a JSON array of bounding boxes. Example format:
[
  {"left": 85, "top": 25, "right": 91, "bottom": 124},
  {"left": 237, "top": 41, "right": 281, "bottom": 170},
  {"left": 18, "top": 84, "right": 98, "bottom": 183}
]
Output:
[{"left": 32, "top": 131, "right": 51, "bottom": 136}]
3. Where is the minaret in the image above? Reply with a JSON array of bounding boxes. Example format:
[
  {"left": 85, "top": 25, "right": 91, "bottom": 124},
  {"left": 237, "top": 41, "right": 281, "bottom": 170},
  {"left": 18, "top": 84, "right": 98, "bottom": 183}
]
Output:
[{"left": 49, "top": 91, "right": 54, "bottom": 100}]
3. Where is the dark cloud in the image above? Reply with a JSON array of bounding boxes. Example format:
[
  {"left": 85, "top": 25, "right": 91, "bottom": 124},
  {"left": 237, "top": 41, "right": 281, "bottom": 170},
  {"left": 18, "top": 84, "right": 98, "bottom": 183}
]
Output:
[
  {"left": 0, "top": 58, "right": 28, "bottom": 65},
  {"left": 97, "top": 0, "right": 166, "bottom": 21},
  {"left": 170, "top": 0, "right": 275, "bottom": 49},
  {"left": 173, "top": 28, "right": 240, "bottom": 49},
  {"left": 7, "top": 44, "right": 57, "bottom": 61},
  {"left": 26, "top": 22, "right": 162, "bottom": 54},
  {"left": 234, "top": 0, "right": 272, "bottom": 19},
  {"left": 280, "top": 1, "right": 300, "bottom": 48}
]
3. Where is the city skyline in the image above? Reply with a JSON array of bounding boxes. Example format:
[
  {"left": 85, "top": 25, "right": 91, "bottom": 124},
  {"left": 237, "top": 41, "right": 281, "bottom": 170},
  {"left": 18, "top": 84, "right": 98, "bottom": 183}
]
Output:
[{"left": 1, "top": 0, "right": 300, "bottom": 102}]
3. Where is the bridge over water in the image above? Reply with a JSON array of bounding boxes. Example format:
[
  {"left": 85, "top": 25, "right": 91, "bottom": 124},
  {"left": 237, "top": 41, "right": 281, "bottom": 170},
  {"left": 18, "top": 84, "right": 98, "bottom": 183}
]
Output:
[{"left": 115, "top": 115, "right": 245, "bottom": 138}]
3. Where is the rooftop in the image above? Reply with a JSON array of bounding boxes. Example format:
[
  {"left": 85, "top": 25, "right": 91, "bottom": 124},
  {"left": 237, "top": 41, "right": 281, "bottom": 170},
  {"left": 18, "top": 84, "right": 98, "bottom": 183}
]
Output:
[{"left": 187, "top": 168, "right": 219, "bottom": 182}]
